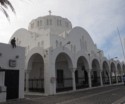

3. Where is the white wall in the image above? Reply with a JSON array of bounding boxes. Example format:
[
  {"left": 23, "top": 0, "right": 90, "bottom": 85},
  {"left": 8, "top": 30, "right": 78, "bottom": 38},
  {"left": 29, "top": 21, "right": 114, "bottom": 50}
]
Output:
[{"left": 0, "top": 43, "right": 25, "bottom": 99}]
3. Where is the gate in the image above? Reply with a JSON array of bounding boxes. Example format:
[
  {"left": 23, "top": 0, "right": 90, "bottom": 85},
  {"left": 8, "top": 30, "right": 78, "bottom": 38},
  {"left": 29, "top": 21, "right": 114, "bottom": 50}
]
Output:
[{"left": 5, "top": 70, "right": 19, "bottom": 100}]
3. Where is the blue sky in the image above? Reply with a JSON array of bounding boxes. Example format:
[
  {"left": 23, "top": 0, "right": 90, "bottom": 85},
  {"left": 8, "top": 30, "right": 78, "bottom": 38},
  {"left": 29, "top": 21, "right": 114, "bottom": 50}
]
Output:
[{"left": 0, "top": 0, "right": 125, "bottom": 61}]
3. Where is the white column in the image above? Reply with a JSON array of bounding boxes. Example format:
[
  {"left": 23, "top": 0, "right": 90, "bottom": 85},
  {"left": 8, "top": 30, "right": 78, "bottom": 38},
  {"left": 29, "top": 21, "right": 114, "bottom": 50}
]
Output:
[
  {"left": 88, "top": 71, "right": 92, "bottom": 88},
  {"left": 109, "top": 73, "right": 112, "bottom": 85},
  {"left": 119, "top": 71, "right": 123, "bottom": 83},
  {"left": 25, "top": 70, "right": 29, "bottom": 92},
  {"left": 72, "top": 69, "right": 76, "bottom": 91},
  {"left": 116, "top": 74, "right": 118, "bottom": 84},
  {"left": 100, "top": 71, "right": 103, "bottom": 86}
]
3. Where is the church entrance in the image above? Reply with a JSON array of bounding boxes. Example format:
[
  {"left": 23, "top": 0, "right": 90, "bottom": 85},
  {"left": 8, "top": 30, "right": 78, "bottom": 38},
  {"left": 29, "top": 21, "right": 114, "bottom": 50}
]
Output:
[
  {"left": 102, "top": 61, "right": 110, "bottom": 85},
  {"left": 76, "top": 56, "right": 89, "bottom": 89},
  {"left": 5, "top": 70, "right": 19, "bottom": 100},
  {"left": 27, "top": 53, "right": 44, "bottom": 93},
  {"left": 91, "top": 59, "right": 101, "bottom": 87},
  {"left": 111, "top": 62, "right": 117, "bottom": 84},
  {"left": 55, "top": 53, "right": 73, "bottom": 92}
]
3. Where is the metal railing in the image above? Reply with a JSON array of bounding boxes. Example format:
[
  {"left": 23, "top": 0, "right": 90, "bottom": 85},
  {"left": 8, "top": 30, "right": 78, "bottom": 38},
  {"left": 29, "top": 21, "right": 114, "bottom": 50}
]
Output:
[
  {"left": 56, "top": 78, "right": 73, "bottom": 92},
  {"left": 111, "top": 76, "right": 116, "bottom": 84},
  {"left": 76, "top": 77, "right": 89, "bottom": 89},
  {"left": 102, "top": 77, "right": 110, "bottom": 85},
  {"left": 25, "top": 79, "right": 44, "bottom": 92},
  {"left": 117, "top": 76, "right": 122, "bottom": 83},
  {"left": 91, "top": 77, "right": 101, "bottom": 87}
]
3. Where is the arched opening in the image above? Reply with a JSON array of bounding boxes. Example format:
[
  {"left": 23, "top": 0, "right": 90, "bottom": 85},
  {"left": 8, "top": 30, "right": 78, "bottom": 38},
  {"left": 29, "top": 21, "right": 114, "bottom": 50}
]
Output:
[
  {"left": 123, "top": 64, "right": 125, "bottom": 75},
  {"left": 110, "top": 62, "right": 117, "bottom": 84},
  {"left": 102, "top": 61, "right": 110, "bottom": 85},
  {"left": 117, "top": 63, "right": 122, "bottom": 83},
  {"left": 55, "top": 53, "right": 73, "bottom": 92},
  {"left": 76, "top": 56, "right": 89, "bottom": 89},
  {"left": 27, "top": 53, "right": 44, "bottom": 92},
  {"left": 91, "top": 59, "right": 101, "bottom": 87}
]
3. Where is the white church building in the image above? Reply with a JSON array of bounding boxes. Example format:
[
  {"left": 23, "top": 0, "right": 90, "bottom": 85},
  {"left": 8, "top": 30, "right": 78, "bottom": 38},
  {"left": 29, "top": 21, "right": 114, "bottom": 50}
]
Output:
[{"left": 10, "top": 13, "right": 125, "bottom": 95}]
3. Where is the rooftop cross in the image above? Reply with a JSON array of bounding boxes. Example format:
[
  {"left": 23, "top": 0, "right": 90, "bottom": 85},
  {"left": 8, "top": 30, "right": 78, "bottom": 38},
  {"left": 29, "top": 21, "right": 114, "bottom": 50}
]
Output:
[{"left": 49, "top": 10, "right": 52, "bottom": 15}]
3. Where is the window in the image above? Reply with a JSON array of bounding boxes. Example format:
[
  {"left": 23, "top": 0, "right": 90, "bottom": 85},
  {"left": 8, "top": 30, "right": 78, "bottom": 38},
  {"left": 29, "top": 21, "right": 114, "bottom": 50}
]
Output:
[
  {"left": 40, "top": 20, "right": 42, "bottom": 26},
  {"left": 57, "top": 19, "right": 62, "bottom": 26},
  {"left": 57, "top": 19, "right": 59, "bottom": 26},
  {"left": 65, "top": 22, "right": 69, "bottom": 27},
  {"left": 50, "top": 19, "right": 52, "bottom": 25},
  {"left": 59, "top": 20, "right": 62, "bottom": 26},
  {"left": 31, "top": 23, "right": 34, "bottom": 29},
  {"left": 47, "top": 19, "right": 52, "bottom": 25},
  {"left": 37, "top": 21, "right": 39, "bottom": 27},
  {"left": 56, "top": 40, "right": 58, "bottom": 47},
  {"left": 47, "top": 19, "right": 49, "bottom": 25}
]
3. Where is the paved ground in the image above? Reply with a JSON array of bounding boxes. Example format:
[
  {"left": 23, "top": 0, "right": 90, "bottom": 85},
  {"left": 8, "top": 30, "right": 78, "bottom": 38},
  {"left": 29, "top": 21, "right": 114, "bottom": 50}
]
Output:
[{"left": 0, "top": 84, "right": 125, "bottom": 104}]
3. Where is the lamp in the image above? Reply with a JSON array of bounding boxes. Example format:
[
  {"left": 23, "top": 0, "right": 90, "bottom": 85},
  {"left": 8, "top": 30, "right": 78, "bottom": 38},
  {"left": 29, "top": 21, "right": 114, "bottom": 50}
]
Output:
[
  {"left": 97, "top": 50, "right": 101, "bottom": 53},
  {"left": 15, "top": 55, "right": 19, "bottom": 59},
  {"left": 111, "top": 57, "right": 118, "bottom": 60},
  {"left": 63, "top": 41, "right": 71, "bottom": 49}
]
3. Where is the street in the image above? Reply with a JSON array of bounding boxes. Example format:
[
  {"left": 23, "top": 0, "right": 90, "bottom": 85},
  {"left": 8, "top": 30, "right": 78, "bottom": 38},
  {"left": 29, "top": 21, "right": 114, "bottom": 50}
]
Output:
[{"left": 1, "top": 84, "right": 125, "bottom": 104}]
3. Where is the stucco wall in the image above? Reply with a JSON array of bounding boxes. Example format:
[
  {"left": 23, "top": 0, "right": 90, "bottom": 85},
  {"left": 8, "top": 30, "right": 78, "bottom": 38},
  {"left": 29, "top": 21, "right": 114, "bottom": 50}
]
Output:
[{"left": 0, "top": 43, "right": 25, "bottom": 99}]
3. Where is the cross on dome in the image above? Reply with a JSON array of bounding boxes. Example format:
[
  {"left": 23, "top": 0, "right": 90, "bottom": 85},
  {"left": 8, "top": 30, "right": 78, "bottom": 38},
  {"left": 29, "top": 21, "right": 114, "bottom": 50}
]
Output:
[{"left": 48, "top": 10, "right": 52, "bottom": 15}]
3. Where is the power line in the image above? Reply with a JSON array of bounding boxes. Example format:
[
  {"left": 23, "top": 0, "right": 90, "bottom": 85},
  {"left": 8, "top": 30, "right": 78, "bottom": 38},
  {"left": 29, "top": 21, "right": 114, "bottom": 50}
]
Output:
[{"left": 117, "top": 27, "right": 125, "bottom": 62}]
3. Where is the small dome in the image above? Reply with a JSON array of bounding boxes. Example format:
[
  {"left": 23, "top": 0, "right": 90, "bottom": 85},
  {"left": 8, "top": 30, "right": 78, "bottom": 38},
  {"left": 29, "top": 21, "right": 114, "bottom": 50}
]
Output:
[{"left": 28, "top": 15, "right": 72, "bottom": 34}]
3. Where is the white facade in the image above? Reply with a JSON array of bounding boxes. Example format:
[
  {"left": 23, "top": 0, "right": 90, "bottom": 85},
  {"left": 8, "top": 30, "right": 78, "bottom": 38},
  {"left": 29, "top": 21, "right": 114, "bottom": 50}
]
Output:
[
  {"left": 0, "top": 43, "right": 25, "bottom": 101},
  {"left": 10, "top": 14, "right": 125, "bottom": 95}
]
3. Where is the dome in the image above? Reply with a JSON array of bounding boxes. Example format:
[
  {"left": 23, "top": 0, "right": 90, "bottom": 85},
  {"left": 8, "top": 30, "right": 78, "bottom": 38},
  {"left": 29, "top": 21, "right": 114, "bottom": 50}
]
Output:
[{"left": 28, "top": 15, "right": 72, "bottom": 34}]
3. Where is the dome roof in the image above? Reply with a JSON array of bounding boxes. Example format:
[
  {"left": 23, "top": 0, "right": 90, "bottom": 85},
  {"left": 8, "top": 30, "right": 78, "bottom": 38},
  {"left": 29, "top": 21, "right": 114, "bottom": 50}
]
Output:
[{"left": 28, "top": 15, "right": 72, "bottom": 34}]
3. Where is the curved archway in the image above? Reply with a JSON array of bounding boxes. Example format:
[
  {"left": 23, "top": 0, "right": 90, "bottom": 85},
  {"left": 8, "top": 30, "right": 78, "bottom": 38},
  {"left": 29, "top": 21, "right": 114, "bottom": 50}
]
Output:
[
  {"left": 27, "top": 53, "right": 44, "bottom": 92},
  {"left": 110, "top": 62, "right": 117, "bottom": 84},
  {"left": 123, "top": 64, "right": 125, "bottom": 75},
  {"left": 117, "top": 63, "right": 122, "bottom": 83},
  {"left": 76, "top": 56, "right": 89, "bottom": 89},
  {"left": 91, "top": 59, "right": 101, "bottom": 87},
  {"left": 102, "top": 61, "right": 110, "bottom": 85},
  {"left": 55, "top": 52, "right": 73, "bottom": 92}
]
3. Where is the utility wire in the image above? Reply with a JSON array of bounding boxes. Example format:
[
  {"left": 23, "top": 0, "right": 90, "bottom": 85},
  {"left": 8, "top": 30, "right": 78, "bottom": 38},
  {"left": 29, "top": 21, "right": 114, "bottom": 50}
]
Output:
[{"left": 117, "top": 27, "right": 125, "bottom": 62}]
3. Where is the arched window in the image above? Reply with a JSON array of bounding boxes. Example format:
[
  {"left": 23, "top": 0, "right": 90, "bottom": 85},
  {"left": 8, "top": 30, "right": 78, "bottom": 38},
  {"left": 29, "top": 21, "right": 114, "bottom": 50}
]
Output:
[{"left": 40, "top": 20, "right": 42, "bottom": 26}]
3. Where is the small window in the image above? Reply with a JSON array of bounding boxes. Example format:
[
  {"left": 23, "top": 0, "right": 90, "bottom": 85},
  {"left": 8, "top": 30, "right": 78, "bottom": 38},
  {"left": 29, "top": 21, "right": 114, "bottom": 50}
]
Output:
[
  {"left": 50, "top": 19, "right": 52, "bottom": 25},
  {"left": 40, "top": 20, "right": 42, "bottom": 26},
  {"left": 65, "top": 22, "right": 69, "bottom": 27},
  {"left": 37, "top": 21, "right": 39, "bottom": 27},
  {"left": 31, "top": 23, "right": 34, "bottom": 29},
  {"left": 57, "top": 19, "right": 61, "bottom": 26},
  {"left": 59, "top": 20, "right": 62, "bottom": 26},
  {"left": 47, "top": 19, "right": 52, "bottom": 25},
  {"left": 57, "top": 19, "right": 59, "bottom": 26},
  {"left": 56, "top": 40, "right": 58, "bottom": 47},
  {"left": 47, "top": 19, "right": 49, "bottom": 25}
]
